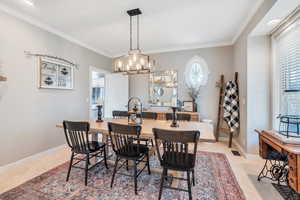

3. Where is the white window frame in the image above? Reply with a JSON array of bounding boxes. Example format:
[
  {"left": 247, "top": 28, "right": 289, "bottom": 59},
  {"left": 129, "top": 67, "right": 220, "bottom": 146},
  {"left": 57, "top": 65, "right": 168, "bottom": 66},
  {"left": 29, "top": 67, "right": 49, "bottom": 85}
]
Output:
[
  {"left": 184, "top": 55, "right": 210, "bottom": 89},
  {"left": 271, "top": 36, "right": 280, "bottom": 129},
  {"left": 271, "top": 8, "right": 300, "bottom": 130}
]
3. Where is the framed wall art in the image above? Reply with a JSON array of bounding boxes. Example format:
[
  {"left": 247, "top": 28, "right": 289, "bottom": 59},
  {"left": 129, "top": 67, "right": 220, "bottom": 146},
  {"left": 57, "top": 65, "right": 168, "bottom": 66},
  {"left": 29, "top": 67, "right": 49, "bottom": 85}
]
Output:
[{"left": 38, "top": 57, "right": 74, "bottom": 90}]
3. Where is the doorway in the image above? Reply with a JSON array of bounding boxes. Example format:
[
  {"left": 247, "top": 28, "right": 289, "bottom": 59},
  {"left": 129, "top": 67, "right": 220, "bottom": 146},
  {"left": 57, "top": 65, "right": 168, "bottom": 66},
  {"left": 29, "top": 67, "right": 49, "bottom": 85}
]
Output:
[
  {"left": 89, "top": 67, "right": 107, "bottom": 120},
  {"left": 89, "top": 66, "right": 129, "bottom": 119}
]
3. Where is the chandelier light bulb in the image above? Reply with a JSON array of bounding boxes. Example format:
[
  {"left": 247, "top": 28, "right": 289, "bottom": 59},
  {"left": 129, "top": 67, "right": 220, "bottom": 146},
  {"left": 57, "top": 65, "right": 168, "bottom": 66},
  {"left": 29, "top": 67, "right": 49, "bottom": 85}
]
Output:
[
  {"left": 140, "top": 58, "right": 145, "bottom": 66},
  {"left": 133, "top": 54, "right": 137, "bottom": 62},
  {"left": 118, "top": 61, "right": 122, "bottom": 68}
]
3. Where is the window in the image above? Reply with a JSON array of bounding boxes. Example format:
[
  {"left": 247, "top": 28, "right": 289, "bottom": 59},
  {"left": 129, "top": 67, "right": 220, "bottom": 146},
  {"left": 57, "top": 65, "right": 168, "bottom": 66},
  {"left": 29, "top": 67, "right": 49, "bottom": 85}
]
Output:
[
  {"left": 91, "top": 73, "right": 105, "bottom": 105},
  {"left": 275, "top": 17, "right": 300, "bottom": 116},
  {"left": 92, "top": 87, "right": 104, "bottom": 104},
  {"left": 184, "top": 56, "right": 209, "bottom": 89}
]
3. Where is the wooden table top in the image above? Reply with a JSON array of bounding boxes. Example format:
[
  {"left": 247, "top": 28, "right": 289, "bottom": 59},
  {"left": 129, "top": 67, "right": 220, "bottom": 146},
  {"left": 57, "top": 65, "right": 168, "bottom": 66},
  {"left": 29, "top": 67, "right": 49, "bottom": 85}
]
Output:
[
  {"left": 256, "top": 130, "right": 300, "bottom": 154},
  {"left": 56, "top": 118, "right": 215, "bottom": 142}
]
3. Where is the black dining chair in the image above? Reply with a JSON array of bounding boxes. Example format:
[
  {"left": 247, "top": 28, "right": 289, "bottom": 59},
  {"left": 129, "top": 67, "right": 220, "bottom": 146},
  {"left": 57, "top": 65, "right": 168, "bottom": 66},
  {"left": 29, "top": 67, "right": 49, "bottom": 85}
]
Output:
[
  {"left": 141, "top": 112, "right": 158, "bottom": 120},
  {"left": 112, "top": 110, "right": 130, "bottom": 118},
  {"left": 108, "top": 122, "right": 151, "bottom": 195},
  {"left": 166, "top": 113, "right": 191, "bottom": 121},
  {"left": 63, "top": 121, "right": 108, "bottom": 186},
  {"left": 135, "top": 112, "right": 158, "bottom": 147},
  {"left": 153, "top": 128, "right": 200, "bottom": 200}
]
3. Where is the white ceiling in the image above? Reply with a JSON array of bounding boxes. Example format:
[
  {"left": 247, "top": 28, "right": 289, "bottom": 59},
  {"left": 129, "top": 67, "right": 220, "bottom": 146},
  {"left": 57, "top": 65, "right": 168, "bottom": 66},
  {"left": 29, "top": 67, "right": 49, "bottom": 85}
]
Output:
[
  {"left": 0, "top": 0, "right": 263, "bottom": 57},
  {"left": 252, "top": 0, "right": 300, "bottom": 36}
]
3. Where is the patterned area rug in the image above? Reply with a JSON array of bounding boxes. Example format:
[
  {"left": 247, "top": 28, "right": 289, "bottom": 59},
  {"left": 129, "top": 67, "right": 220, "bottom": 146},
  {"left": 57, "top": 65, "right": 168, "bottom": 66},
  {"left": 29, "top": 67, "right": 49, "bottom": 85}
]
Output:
[{"left": 0, "top": 151, "right": 245, "bottom": 200}]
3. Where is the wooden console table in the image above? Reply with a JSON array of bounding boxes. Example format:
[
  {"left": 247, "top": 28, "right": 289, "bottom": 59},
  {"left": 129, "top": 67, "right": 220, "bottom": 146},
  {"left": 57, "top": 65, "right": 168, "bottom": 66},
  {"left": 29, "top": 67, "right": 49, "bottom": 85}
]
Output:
[{"left": 256, "top": 130, "right": 300, "bottom": 193}]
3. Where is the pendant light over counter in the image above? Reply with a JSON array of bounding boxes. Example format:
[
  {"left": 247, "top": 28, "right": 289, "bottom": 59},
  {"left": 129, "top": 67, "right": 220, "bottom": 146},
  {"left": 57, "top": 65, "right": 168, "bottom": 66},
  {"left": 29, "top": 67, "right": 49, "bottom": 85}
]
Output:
[{"left": 112, "top": 8, "right": 156, "bottom": 75}]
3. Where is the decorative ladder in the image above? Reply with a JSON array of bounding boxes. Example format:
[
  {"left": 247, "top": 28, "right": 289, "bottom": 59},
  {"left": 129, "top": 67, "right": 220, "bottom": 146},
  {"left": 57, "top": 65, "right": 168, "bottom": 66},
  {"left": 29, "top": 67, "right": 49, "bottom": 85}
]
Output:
[{"left": 215, "top": 72, "right": 239, "bottom": 148}]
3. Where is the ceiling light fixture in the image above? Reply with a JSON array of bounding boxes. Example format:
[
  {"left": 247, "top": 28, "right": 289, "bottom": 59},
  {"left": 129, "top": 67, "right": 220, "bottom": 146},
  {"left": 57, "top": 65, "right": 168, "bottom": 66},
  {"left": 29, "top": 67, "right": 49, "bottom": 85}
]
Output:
[
  {"left": 112, "top": 8, "right": 155, "bottom": 75},
  {"left": 267, "top": 19, "right": 281, "bottom": 26},
  {"left": 23, "top": 0, "right": 34, "bottom": 6}
]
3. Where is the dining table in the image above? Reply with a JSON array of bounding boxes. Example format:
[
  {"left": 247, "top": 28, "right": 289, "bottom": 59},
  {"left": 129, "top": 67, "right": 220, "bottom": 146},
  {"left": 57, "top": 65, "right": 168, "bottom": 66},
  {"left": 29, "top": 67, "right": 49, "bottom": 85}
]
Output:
[
  {"left": 56, "top": 118, "right": 215, "bottom": 181},
  {"left": 57, "top": 118, "right": 215, "bottom": 139}
]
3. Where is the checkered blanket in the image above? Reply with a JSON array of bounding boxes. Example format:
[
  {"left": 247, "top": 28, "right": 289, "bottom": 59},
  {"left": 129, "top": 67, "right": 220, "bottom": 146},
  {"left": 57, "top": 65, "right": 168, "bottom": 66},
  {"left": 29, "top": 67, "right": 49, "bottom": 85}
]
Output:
[{"left": 223, "top": 81, "right": 239, "bottom": 132}]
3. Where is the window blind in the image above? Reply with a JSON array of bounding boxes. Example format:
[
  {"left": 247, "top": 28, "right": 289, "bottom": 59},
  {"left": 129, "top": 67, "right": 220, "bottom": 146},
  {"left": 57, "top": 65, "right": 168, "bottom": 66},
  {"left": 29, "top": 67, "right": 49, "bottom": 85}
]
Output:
[
  {"left": 278, "top": 20, "right": 300, "bottom": 92},
  {"left": 276, "top": 18, "right": 300, "bottom": 115}
]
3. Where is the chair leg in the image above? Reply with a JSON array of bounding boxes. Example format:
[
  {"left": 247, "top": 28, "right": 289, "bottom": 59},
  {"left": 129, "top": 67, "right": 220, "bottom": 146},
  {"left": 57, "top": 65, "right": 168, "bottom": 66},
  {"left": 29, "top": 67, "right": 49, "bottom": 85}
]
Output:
[
  {"left": 147, "top": 152, "right": 151, "bottom": 175},
  {"left": 192, "top": 169, "right": 195, "bottom": 186},
  {"left": 126, "top": 160, "right": 129, "bottom": 171},
  {"left": 158, "top": 168, "right": 166, "bottom": 200},
  {"left": 151, "top": 139, "right": 154, "bottom": 147},
  {"left": 133, "top": 160, "right": 138, "bottom": 195},
  {"left": 66, "top": 152, "right": 74, "bottom": 182},
  {"left": 103, "top": 147, "right": 109, "bottom": 169},
  {"left": 150, "top": 139, "right": 155, "bottom": 155},
  {"left": 85, "top": 154, "right": 89, "bottom": 186},
  {"left": 187, "top": 171, "right": 192, "bottom": 200},
  {"left": 165, "top": 169, "right": 168, "bottom": 181},
  {"left": 110, "top": 156, "right": 119, "bottom": 188}
]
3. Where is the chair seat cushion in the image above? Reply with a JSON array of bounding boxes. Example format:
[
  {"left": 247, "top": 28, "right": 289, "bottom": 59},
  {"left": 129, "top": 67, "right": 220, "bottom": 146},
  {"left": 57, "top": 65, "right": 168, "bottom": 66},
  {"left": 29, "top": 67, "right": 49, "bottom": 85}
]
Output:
[
  {"left": 89, "top": 141, "right": 106, "bottom": 151},
  {"left": 117, "top": 144, "right": 149, "bottom": 158},
  {"left": 161, "top": 152, "right": 195, "bottom": 170},
  {"left": 73, "top": 141, "right": 105, "bottom": 154}
]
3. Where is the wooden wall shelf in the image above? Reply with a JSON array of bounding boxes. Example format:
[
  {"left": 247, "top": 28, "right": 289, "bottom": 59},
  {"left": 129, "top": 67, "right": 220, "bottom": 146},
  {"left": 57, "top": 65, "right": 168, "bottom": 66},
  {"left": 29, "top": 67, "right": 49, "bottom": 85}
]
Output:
[{"left": 0, "top": 76, "right": 7, "bottom": 81}]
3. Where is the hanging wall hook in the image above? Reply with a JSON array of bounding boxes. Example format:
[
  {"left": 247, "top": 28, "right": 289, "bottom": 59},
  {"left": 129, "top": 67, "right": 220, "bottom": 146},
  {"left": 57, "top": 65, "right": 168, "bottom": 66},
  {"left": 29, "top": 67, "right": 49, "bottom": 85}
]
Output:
[{"left": 24, "top": 51, "right": 79, "bottom": 69}]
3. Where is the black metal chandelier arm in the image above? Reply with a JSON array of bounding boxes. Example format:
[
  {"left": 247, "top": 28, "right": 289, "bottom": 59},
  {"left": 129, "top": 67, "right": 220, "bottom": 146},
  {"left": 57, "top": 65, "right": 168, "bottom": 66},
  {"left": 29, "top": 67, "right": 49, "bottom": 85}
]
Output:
[
  {"left": 137, "top": 15, "right": 140, "bottom": 50},
  {"left": 24, "top": 51, "right": 79, "bottom": 69},
  {"left": 130, "top": 16, "right": 133, "bottom": 51}
]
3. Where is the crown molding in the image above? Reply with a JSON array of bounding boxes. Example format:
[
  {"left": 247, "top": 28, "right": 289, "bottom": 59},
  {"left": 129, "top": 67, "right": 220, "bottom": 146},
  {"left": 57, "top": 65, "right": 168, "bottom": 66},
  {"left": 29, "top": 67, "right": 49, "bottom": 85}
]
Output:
[
  {"left": 112, "top": 41, "right": 233, "bottom": 58},
  {"left": 0, "top": 3, "right": 113, "bottom": 58},
  {"left": 231, "top": 0, "right": 264, "bottom": 44},
  {"left": 0, "top": 1, "right": 263, "bottom": 59}
]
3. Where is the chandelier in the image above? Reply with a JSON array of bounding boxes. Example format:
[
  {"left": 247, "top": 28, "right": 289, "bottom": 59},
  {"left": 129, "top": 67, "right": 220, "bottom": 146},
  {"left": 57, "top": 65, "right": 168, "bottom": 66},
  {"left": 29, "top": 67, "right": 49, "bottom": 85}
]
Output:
[{"left": 113, "top": 8, "right": 155, "bottom": 75}]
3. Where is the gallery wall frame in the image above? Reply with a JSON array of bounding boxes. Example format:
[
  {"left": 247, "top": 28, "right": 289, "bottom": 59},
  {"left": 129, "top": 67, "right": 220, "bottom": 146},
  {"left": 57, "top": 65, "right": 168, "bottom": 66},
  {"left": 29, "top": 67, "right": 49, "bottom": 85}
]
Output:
[{"left": 38, "top": 57, "right": 74, "bottom": 90}]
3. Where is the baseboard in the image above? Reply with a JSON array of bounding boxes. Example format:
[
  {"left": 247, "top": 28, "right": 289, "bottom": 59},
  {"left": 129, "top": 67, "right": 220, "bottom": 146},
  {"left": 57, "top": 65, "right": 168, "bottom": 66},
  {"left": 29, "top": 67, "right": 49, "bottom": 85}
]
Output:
[
  {"left": 0, "top": 144, "right": 66, "bottom": 173},
  {"left": 232, "top": 139, "right": 247, "bottom": 158},
  {"left": 232, "top": 139, "right": 261, "bottom": 161}
]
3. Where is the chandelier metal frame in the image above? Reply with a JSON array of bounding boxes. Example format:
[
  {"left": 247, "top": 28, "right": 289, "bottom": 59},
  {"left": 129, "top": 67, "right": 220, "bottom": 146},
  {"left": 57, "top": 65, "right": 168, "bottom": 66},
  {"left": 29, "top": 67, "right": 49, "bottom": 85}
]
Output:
[{"left": 113, "top": 8, "right": 155, "bottom": 75}]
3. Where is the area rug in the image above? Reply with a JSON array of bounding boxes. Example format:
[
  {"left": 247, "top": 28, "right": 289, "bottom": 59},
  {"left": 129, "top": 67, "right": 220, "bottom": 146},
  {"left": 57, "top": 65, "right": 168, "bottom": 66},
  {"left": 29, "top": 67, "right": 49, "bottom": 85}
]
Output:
[{"left": 0, "top": 151, "right": 245, "bottom": 200}]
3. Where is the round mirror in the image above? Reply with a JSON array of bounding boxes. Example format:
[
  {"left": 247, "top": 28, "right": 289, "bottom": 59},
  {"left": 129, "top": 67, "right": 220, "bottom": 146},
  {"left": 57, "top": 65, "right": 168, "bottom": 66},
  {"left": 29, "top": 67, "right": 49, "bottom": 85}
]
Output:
[{"left": 156, "top": 87, "right": 164, "bottom": 96}]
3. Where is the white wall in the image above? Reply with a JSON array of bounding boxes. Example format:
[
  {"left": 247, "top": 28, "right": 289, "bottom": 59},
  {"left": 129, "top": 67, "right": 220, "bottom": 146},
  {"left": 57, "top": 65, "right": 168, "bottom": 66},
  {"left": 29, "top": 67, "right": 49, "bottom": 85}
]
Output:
[
  {"left": 233, "top": 0, "right": 277, "bottom": 153},
  {"left": 247, "top": 35, "right": 271, "bottom": 154},
  {"left": 130, "top": 46, "right": 234, "bottom": 126},
  {"left": 0, "top": 11, "right": 111, "bottom": 166}
]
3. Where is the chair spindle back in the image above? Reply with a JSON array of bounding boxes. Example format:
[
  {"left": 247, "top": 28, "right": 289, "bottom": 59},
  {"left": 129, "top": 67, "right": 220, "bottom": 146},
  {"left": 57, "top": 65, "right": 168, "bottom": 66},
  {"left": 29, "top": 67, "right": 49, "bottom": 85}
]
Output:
[
  {"left": 63, "top": 121, "right": 91, "bottom": 153},
  {"left": 153, "top": 128, "right": 200, "bottom": 168},
  {"left": 166, "top": 113, "right": 191, "bottom": 121},
  {"left": 108, "top": 122, "right": 142, "bottom": 155},
  {"left": 112, "top": 110, "right": 130, "bottom": 118},
  {"left": 141, "top": 112, "right": 158, "bottom": 120}
]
